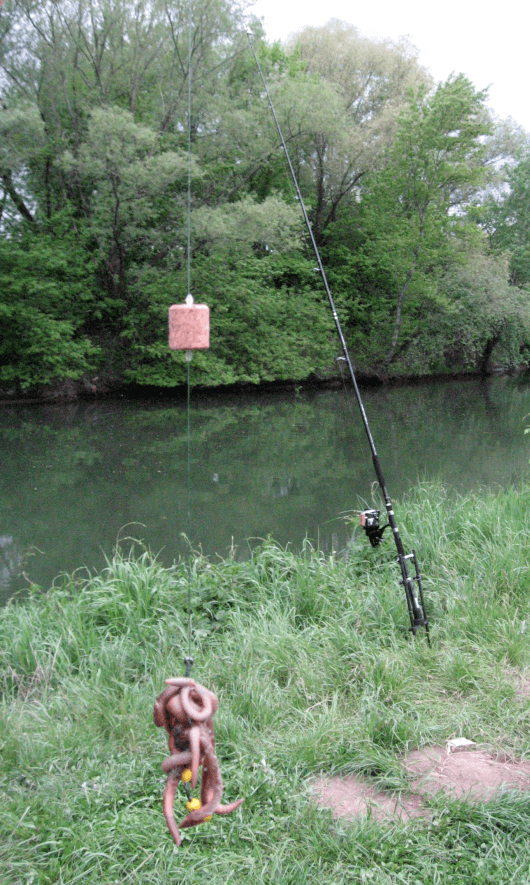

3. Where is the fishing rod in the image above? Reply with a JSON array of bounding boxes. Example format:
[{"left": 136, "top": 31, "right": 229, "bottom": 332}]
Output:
[{"left": 247, "top": 34, "right": 430, "bottom": 642}]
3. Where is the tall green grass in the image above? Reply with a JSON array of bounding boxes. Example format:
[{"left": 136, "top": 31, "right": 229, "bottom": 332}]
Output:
[{"left": 3, "top": 483, "right": 530, "bottom": 883}]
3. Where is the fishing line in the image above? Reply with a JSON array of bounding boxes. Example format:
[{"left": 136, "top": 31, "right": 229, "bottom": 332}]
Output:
[
  {"left": 184, "top": 0, "right": 194, "bottom": 677},
  {"left": 187, "top": 0, "right": 192, "bottom": 298},
  {"left": 185, "top": 353, "right": 193, "bottom": 674},
  {"left": 154, "top": 14, "right": 240, "bottom": 847},
  {"left": 246, "top": 34, "right": 430, "bottom": 642}
]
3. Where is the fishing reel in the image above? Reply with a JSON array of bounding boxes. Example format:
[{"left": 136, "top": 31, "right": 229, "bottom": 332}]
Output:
[{"left": 360, "top": 509, "right": 390, "bottom": 548}]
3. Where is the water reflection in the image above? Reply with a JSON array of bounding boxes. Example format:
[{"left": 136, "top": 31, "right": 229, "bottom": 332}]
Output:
[
  {"left": 1, "top": 376, "right": 529, "bottom": 603},
  {"left": 0, "top": 535, "right": 25, "bottom": 594}
]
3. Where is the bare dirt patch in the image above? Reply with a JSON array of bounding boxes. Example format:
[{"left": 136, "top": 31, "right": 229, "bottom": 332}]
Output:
[
  {"left": 313, "top": 746, "right": 530, "bottom": 822},
  {"left": 312, "top": 773, "right": 426, "bottom": 821},
  {"left": 514, "top": 673, "right": 530, "bottom": 699}
]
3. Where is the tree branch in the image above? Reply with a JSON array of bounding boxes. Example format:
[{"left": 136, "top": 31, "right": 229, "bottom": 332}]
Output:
[{"left": 1, "top": 172, "right": 35, "bottom": 223}]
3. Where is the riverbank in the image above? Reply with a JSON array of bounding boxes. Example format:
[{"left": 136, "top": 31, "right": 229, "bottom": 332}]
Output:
[
  {"left": 0, "top": 364, "right": 526, "bottom": 407},
  {"left": 2, "top": 482, "right": 530, "bottom": 883}
]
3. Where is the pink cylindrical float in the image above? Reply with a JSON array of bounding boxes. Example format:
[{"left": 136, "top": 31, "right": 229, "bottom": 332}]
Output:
[{"left": 169, "top": 295, "right": 210, "bottom": 350}]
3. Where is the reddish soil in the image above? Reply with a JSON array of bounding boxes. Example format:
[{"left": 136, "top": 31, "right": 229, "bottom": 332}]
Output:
[{"left": 312, "top": 746, "right": 530, "bottom": 822}]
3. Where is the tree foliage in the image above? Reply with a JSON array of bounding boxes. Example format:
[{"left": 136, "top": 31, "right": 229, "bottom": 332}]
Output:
[
  {"left": 0, "top": 4, "right": 528, "bottom": 394},
  {"left": 286, "top": 21, "right": 430, "bottom": 243},
  {"left": 334, "top": 74, "right": 494, "bottom": 369},
  {"left": 483, "top": 149, "right": 530, "bottom": 288},
  {"left": 0, "top": 230, "right": 99, "bottom": 388}
]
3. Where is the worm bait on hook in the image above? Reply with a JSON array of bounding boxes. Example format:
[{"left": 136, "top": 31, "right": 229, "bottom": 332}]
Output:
[{"left": 154, "top": 678, "right": 244, "bottom": 846}]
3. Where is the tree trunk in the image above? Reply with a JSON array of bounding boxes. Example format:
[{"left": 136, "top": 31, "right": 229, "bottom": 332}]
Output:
[
  {"left": 383, "top": 264, "right": 416, "bottom": 367},
  {"left": 1, "top": 172, "right": 35, "bottom": 224},
  {"left": 479, "top": 330, "right": 502, "bottom": 376}
]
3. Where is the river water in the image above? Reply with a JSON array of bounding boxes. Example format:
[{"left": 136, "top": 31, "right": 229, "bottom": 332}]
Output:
[{"left": 1, "top": 375, "right": 529, "bottom": 603}]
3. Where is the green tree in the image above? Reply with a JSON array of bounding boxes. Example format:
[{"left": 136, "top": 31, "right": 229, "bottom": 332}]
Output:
[
  {"left": 437, "top": 250, "right": 530, "bottom": 374},
  {"left": 284, "top": 21, "right": 430, "bottom": 244},
  {"left": 384, "top": 248, "right": 530, "bottom": 376},
  {"left": 199, "top": 22, "right": 432, "bottom": 242},
  {"left": 337, "top": 74, "right": 493, "bottom": 370},
  {"left": 485, "top": 150, "right": 530, "bottom": 287},
  {"left": 59, "top": 106, "right": 188, "bottom": 316},
  {"left": 0, "top": 230, "right": 100, "bottom": 389},
  {"left": 0, "top": 2, "right": 524, "bottom": 392},
  {"left": 0, "top": 0, "right": 250, "bottom": 218}
]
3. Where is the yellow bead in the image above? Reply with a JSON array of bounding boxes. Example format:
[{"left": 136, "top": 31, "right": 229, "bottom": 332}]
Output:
[
  {"left": 181, "top": 769, "right": 192, "bottom": 783},
  {"left": 186, "top": 798, "right": 201, "bottom": 812},
  {"left": 204, "top": 814, "right": 213, "bottom": 821}
]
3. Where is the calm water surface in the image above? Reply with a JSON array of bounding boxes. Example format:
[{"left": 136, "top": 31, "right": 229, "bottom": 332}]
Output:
[{"left": 1, "top": 376, "right": 530, "bottom": 602}]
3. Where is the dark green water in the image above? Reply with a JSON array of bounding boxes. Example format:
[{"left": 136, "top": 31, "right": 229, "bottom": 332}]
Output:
[{"left": 1, "top": 376, "right": 530, "bottom": 603}]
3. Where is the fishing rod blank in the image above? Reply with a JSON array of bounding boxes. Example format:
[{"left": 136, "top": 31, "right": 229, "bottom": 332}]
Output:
[{"left": 247, "top": 34, "right": 430, "bottom": 642}]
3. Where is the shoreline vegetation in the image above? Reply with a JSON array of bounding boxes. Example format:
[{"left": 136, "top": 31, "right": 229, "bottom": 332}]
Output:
[
  {"left": 3, "top": 482, "right": 530, "bottom": 882},
  {"left": 0, "top": 364, "right": 526, "bottom": 407},
  {"left": 3, "top": 10, "right": 530, "bottom": 404}
]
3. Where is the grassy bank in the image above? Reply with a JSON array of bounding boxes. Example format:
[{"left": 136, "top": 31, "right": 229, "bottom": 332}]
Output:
[{"left": 2, "top": 482, "right": 530, "bottom": 884}]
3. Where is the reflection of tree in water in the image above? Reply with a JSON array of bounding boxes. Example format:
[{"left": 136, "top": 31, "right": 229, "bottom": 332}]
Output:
[
  {"left": 269, "top": 477, "right": 301, "bottom": 498},
  {"left": 356, "top": 377, "right": 530, "bottom": 491},
  {"left": 477, "top": 379, "right": 501, "bottom": 419},
  {"left": 2, "top": 377, "right": 530, "bottom": 601},
  {"left": 0, "top": 535, "right": 26, "bottom": 602}
]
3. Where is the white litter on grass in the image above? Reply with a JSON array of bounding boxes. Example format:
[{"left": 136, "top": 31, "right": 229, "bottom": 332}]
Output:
[{"left": 447, "top": 737, "right": 475, "bottom": 754}]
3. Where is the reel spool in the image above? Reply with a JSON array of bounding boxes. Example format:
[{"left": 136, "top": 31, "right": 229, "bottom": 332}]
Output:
[{"left": 360, "top": 509, "right": 389, "bottom": 548}]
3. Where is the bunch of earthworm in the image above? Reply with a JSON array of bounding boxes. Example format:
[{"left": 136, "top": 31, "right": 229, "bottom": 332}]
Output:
[{"left": 154, "top": 677, "right": 244, "bottom": 846}]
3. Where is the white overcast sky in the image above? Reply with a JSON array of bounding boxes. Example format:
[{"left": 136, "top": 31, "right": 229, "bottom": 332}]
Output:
[{"left": 249, "top": 0, "right": 530, "bottom": 133}]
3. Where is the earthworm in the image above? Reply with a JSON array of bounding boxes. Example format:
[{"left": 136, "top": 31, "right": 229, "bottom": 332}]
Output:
[
  {"left": 165, "top": 677, "right": 196, "bottom": 688},
  {"left": 162, "top": 775, "right": 183, "bottom": 846},
  {"left": 153, "top": 685, "right": 180, "bottom": 727},
  {"left": 181, "top": 685, "right": 213, "bottom": 721},
  {"left": 161, "top": 750, "right": 192, "bottom": 774},
  {"left": 189, "top": 725, "right": 200, "bottom": 787},
  {"left": 154, "top": 678, "right": 244, "bottom": 846}
]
